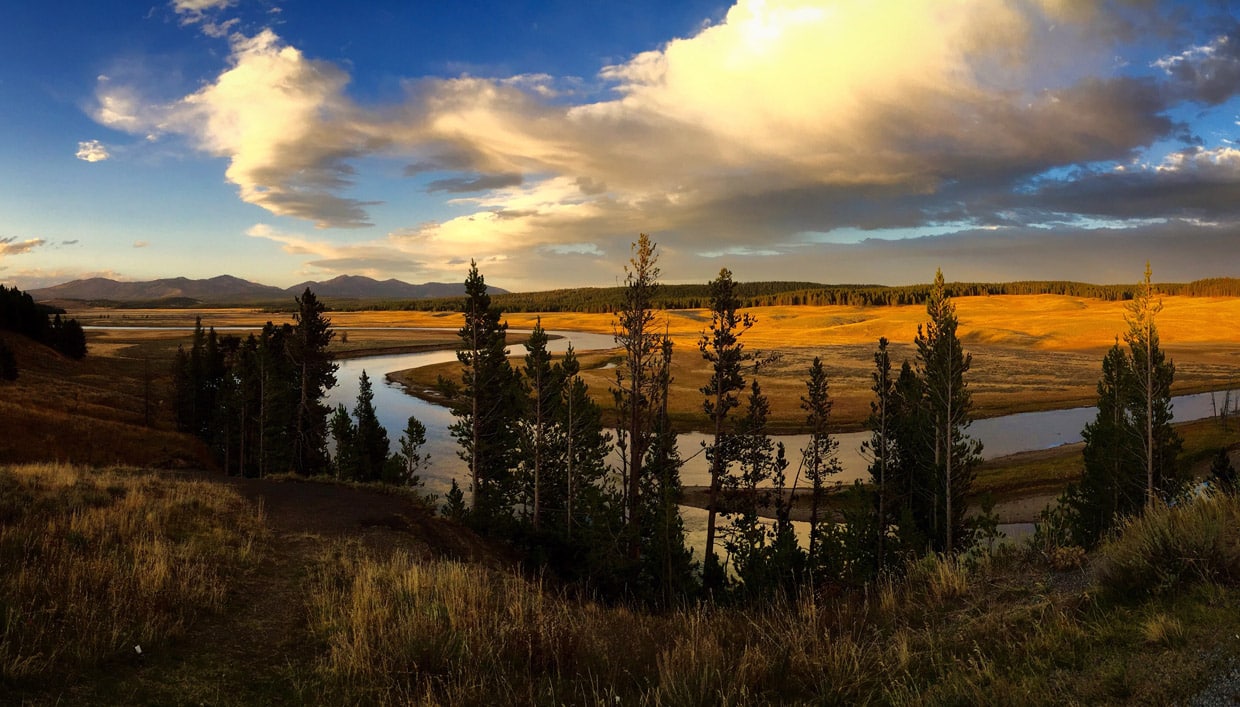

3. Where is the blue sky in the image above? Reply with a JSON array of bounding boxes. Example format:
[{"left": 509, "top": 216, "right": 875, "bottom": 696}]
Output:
[{"left": 3, "top": 1, "right": 1240, "bottom": 291}]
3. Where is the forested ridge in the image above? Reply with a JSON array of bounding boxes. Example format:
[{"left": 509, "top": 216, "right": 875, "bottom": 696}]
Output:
[
  {"left": 0, "top": 285, "right": 87, "bottom": 379},
  {"left": 334, "top": 276, "right": 1240, "bottom": 313}
]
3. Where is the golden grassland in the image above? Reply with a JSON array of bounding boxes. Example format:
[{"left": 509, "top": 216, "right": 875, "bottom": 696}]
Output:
[
  {"left": 385, "top": 294, "right": 1240, "bottom": 432},
  {"left": 68, "top": 293, "right": 1240, "bottom": 350},
  {"left": 0, "top": 331, "right": 211, "bottom": 467},
  {"left": 5, "top": 463, "right": 1240, "bottom": 704},
  {"left": 13, "top": 294, "right": 1240, "bottom": 514},
  {"left": 0, "top": 464, "right": 263, "bottom": 685}
]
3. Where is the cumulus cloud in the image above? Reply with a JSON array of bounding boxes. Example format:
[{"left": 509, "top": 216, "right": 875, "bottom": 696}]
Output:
[
  {"left": 0, "top": 237, "right": 46, "bottom": 256},
  {"left": 75, "top": 140, "right": 110, "bottom": 162},
  {"left": 91, "top": 1, "right": 1240, "bottom": 285},
  {"left": 97, "top": 30, "right": 379, "bottom": 228}
]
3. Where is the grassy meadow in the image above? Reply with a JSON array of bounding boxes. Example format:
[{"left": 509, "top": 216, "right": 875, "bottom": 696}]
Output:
[
  {"left": 387, "top": 294, "right": 1240, "bottom": 432},
  {"left": 0, "top": 464, "right": 263, "bottom": 692},
  {"left": 6, "top": 461, "right": 1240, "bottom": 704},
  {"left": 7, "top": 291, "right": 1240, "bottom": 702}
]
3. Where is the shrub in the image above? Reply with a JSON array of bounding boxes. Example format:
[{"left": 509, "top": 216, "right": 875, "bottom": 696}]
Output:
[{"left": 1097, "top": 492, "right": 1240, "bottom": 596}]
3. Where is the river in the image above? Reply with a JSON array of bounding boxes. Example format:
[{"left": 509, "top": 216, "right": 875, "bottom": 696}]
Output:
[
  {"left": 326, "top": 328, "right": 1240, "bottom": 547},
  {"left": 328, "top": 329, "right": 1237, "bottom": 493}
]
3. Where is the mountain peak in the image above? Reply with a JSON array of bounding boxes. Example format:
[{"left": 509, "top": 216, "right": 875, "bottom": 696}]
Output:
[{"left": 27, "top": 275, "right": 501, "bottom": 303}]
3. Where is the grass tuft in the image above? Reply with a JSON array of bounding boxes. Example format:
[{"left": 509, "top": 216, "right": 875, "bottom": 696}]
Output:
[
  {"left": 1140, "top": 613, "right": 1185, "bottom": 647},
  {"left": 1098, "top": 492, "right": 1240, "bottom": 596}
]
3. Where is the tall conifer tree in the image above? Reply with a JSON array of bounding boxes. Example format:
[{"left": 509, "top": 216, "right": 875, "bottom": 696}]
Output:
[
  {"left": 289, "top": 288, "right": 336, "bottom": 476},
  {"left": 699, "top": 267, "right": 754, "bottom": 588},
  {"left": 447, "top": 261, "right": 523, "bottom": 519},
  {"left": 914, "top": 270, "right": 981, "bottom": 553},
  {"left": 612, "top": 234, "right": 663, "bottom": 559}
]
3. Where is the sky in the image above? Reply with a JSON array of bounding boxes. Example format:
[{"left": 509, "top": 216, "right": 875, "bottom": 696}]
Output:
[{"left": 4, "top": 0, "right": 1240, "bottom": 292}]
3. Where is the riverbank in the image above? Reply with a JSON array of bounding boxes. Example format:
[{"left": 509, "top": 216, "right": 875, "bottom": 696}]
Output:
[
  {"left": 677, "top": 416, "right": 1240, "bottom": 527},
  {"left": 679, "top": 484, "right": 1057, "bottom": 525}
]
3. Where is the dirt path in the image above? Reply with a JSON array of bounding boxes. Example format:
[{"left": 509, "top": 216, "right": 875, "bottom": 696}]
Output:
[{"left": 37, "top": 474, "right": 504, "bottom": 705}]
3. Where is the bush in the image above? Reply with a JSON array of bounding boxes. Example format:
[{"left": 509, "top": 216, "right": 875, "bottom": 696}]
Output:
[{"left": 1097, "top": 492, "right": 1240, "bottom": 596}]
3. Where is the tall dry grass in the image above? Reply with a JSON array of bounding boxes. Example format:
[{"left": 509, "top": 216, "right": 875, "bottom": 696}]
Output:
[
  {"left": 306, "top": 546, "right": 1126, "bottom": 705},
  {"left": 307, "top": 537, "right": 1238, "bottom": 705},
  {"left": 0, "top": 463, "right": 263, "bottom": 682},
  {"left": 1098, "top": 491, "right": 1240, "bottom": 596}
]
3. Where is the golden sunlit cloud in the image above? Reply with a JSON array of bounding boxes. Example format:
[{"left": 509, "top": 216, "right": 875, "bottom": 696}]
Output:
[
  {"left": 91, "top": 0, "right": 1240, "bottom": 285},
  {"left": 0, "top": 238, "right": 47, "bottom": 257}
]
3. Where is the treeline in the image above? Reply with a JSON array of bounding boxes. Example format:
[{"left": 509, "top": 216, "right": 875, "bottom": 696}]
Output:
[
  {"left": 334, "top": 277, "right": 1240, "bottom": 314},
  {"left": 427, "top": 246, "right": 1222, "bottom": 606},
  {"left": 0, "top": 285, "right": 88, "bottom": 380},
  {"left": 172, "top": 289, "right": 430, "bottom": 486},
  {"left": 425, "top": 239, "right": 996, "bottom": 605},
  {"left": 173, "top": 290, "right": 339, "bottom": 477}
]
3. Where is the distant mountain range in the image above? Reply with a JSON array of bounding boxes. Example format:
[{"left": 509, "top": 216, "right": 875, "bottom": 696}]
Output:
[{"left": 28, "top": 274, "right": 503, "bottom": 303}]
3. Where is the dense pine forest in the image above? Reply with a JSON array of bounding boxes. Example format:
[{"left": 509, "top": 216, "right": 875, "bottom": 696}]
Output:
[{"left": 0, "top": 285, "right": 87, "bottom": 379}]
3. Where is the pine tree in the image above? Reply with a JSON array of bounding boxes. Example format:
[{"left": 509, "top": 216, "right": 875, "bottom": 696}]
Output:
[
  {"left": 289, "top": 288, "right": 337, "bottom": 476},
  {"left": 447, "top": 261, "right": 523, "bottom": 519},
  {"left": 352, "top": 370, "right": 390, "bottom": 482},
  {"left": 699, "top": 267, "right": 754, "bottom": 588},
  {"left": 888, "top": 360, "right": 932, "bottom": 550},
  {"left": 55, "top": 318, "right": 87, "bottom": 359},
  {"left": 1124, "top": 262, "right": 1182, "bottom": 507},
  {"left": 330, "top": 403, "right": 358, "bottom": 479},
  {"left": 861, "top": 337, "right": 897, "bottom": 569},
  {"left": 638, "top": 335, "right": 696, "bottom": 606},
  {"left": 799, "top": 356, "right": 841, "bottom": 567},
  {"left": 725, "top": 380, "right": 799, "bottom": 596},
  {"left": 612, "top": 234, "right": 663, "bottom": 559},
  {"left": 520, "top": 317, "right": 559, "bottom": 528},
  {"left": 1071, "top": 342, "right": 1141, "bottom": 545},
  {"left": 394, "top": 415, "right": 429, "bottom": 487},
  {"left": 914, "top": 269, "right": 982, "bottom": 553},
  {"left": 256, "top": 322, "right": 298, "bottom": 476},
  {"left": 1070, "top": 265, "right": 1183, "bottom": 544},
  {"left": 556, "top": 346, "right": 615, "bottom": 533},
  {"left": 1209, "top": 448, "right": 1237, "bottom": 495}
]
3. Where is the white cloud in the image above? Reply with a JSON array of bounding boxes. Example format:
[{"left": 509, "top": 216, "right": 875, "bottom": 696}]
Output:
[
  {"left": 92, "top": 1, "right": 1225, "bottom": 286},
  {"left": 75, "top": 140, "right": 110, "bottom": 162},
  {"left": 170, "top": 0, "right": 236, "bottom": 26},
  {"left": 1154, "top": 146, "right": 1240, "bottom": 175},
  {"left": 133, "top": 240, "right": 149, "bottom": 248}
]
